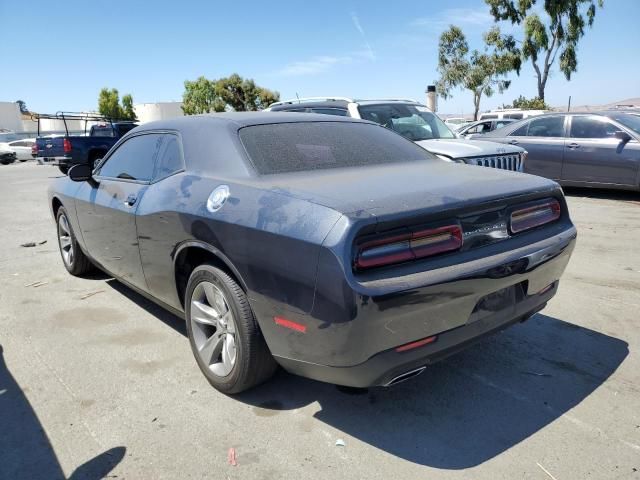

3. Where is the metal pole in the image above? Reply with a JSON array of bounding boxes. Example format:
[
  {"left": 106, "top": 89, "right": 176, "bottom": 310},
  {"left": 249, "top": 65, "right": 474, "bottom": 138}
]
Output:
[{"left": 567, "top": 96, "right": 571, "bottom": 112}]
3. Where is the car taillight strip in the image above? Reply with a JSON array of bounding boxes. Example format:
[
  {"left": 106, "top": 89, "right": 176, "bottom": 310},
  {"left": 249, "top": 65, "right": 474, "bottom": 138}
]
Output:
[
  {"left": 355, "top": 225, "right": 463, "bottom": 270},
  {"left": 510, "top": 199, "right": 561, "bottom": 234}
]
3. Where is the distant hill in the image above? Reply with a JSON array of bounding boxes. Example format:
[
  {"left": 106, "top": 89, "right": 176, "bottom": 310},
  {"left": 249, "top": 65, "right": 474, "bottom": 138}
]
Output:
[{"left": 553, "top": 97, "right": 640, "bottom": 112}]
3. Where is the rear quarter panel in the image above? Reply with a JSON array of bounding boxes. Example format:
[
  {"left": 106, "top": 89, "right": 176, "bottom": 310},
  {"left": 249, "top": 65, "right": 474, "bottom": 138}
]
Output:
[{"left": 135, "top": 174, "right": 343, "bottom": 317}]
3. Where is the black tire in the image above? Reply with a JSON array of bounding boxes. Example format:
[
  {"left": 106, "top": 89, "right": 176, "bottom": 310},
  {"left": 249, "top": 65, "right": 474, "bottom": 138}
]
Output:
[
  {"left": 58, "top": 165, "right": 69, "bottom": 175},
  {"left": 19, "top": 159, "right": 28, "bottom": 162},
  {"left": 185, "top": 265, "right": 277, "bottom": 394},
  {"left": 56, "top": 207, "right": 93, "bottom": 276},
  {"left": 88, "top": 152, "right": 104, "bottom": 170}
]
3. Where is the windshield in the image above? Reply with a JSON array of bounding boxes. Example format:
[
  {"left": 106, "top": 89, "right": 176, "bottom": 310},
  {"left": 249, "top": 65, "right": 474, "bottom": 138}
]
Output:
[
  {"left": 610, "top": 113, "right": 640, "bottom": 136},
  {"left": 239, "top": 121, "right": 438, "bottom": 175},
  {"left": 357, "top": 104, "right": 456, "bottom": 141}
]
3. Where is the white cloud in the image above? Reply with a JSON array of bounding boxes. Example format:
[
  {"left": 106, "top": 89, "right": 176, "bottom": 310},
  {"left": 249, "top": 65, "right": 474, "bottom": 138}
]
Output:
[
  {"left": 351, "top": 11, "right": 376, "bottom": 61},
  {"left": 274, "top": 11, "right": 376, "bottom": 77},
  {"left": 411, "top": 8, "right": 494, "bottom": 29},
  {"left": 276, "top": 55, "right": 353, "bottom": 76}
]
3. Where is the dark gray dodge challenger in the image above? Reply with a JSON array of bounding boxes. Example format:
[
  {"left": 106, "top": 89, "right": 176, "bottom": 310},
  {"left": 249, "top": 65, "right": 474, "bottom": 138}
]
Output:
[{"left": 48, "top": 112, "right": 577, "bottom": 393}]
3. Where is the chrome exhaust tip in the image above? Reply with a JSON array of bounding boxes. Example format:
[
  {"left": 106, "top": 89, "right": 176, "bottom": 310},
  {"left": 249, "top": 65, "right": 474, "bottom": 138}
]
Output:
[{"left": 384, "top": 366, "right": 426, "bottom": 387}]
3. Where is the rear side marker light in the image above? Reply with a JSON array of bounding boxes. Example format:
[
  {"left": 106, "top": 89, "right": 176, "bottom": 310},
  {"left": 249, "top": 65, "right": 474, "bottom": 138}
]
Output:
[
  {"left": 536, "top": 282, "right": 555, "bottom": 295},
  {"left": 510, "top": 199, "right": 560, "bottom": 234},
  {"left": 356, "top": 225, "right": 463, "bottom": 270},
  {"left": 274, "top": 316, "right": 306, "bottom": 333},
  {"left": 396, "top": 335, "right": 438, "bottom": 353}
]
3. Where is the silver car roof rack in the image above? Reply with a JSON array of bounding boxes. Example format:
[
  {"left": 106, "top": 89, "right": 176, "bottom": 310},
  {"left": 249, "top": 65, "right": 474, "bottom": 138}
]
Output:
[{"left": 269, "top": 97, "right": 355, "bottom": 107}]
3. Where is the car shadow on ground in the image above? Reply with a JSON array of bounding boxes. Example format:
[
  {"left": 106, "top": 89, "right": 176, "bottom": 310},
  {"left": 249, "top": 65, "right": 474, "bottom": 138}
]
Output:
[
  {"left": 0, "top": 345, "right": 126, "bottom": 480},
  {"left": 106, "top": 279, "right": 186, "bottom": 336},
  {"left": 240, "top": 313, "right": 628, "bottom": 469},
  {"left": 563, "top": 186, "right": 640, "bottom": 203},
  {"left": 102, "top": 283, "right": 628, "bottom": 469}
]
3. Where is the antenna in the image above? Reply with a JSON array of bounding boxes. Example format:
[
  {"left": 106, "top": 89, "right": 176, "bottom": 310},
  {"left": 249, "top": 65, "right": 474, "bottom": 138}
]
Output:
[
  {"left": 296, "top": 93, "right": 300, "bottom": 104},
  {"left": 567, "top": 95, "right": 571, "bottom": 112}
]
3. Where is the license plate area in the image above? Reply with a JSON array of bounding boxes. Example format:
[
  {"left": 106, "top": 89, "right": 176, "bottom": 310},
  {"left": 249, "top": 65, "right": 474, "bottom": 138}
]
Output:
[{"left": 468, "top": 281, "right": 527, "bottom": 323}]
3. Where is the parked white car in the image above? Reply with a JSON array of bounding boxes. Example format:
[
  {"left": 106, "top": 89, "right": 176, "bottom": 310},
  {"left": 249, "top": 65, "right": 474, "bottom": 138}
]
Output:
[
  {"left": 444, "top": 116, "right": 471, "bottom": 126},
  {"left": 267, "top": 97, "right": 526, "bottom": 172},
  {"left": 478, "top": 108, "right": 547, "bottom": 121},
  {"left": 0, "top": 138, "right": 36, "bottom": 162}
]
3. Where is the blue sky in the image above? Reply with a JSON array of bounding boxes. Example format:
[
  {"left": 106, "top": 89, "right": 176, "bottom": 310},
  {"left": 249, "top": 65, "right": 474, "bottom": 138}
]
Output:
[{"left": 1, "top": 0, "right": 638, "bottom": 115}]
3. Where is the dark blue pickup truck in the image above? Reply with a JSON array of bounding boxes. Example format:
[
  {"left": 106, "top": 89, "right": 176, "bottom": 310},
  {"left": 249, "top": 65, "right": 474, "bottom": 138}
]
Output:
[{"left": 34, "top": 114, "right": 137, "bottom": 174}]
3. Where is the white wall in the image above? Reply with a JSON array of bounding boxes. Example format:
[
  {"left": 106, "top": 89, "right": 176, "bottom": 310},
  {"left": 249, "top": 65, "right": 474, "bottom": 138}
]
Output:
[
  {"left": 134, "top": 102, "right": 184, "bottom": 123},
  {"left": 0, "top": 102, "right": 23, "bottom": 132}
]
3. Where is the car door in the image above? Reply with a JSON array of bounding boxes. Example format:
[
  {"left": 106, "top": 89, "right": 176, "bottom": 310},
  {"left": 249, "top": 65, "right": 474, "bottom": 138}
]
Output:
[
  {"left": 74, "top": 133, "right": 161, "bottom": 289},
  {"left": 500, "top": 115, "right": 567, "bottom": 180},
  {"left": 562, "top": 115, "right": 639, "bottom": 186}
]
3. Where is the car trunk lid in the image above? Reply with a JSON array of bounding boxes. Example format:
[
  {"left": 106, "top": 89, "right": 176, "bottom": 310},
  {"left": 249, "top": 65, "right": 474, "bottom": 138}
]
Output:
[{"left": 250, "top": 161, "right": 559, "bottom": 221}]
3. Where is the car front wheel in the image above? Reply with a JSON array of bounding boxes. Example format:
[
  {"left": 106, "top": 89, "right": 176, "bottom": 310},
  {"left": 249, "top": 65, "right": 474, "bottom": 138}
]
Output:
[{"left": 185, "top": 265, "right": 277, "bottom": 394}]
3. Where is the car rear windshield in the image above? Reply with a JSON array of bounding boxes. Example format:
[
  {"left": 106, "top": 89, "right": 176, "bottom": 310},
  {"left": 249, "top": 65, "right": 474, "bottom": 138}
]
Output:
[{"left": 239, "top": 122, "right": 437, "bottom": 175}]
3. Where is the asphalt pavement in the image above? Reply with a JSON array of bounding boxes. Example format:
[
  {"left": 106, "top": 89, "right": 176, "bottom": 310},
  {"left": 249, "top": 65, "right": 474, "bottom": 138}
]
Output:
[{"left": 1, "top": 162, "right": 639, "bottom": 479}]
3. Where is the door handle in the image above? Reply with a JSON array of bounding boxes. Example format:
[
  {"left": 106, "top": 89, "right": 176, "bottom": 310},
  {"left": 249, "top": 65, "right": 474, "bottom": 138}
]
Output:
[
  {"left": 124, "top": 194, "right": 137, "bottom": 207},
  {"left": 567, "top": 143, "right": 580, "bottom": 149},
  {"left": 508, "top": 139, "right": 519, "bottom": 145}
]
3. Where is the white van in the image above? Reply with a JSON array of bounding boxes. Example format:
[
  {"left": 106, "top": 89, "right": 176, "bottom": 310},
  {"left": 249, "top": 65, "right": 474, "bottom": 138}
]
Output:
[{"left": 478, "top": 108, "right": 547, "bottom": 121}]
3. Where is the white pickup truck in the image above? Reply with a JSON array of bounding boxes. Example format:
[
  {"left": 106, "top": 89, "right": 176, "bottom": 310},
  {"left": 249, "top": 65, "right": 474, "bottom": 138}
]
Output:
[{"left": 267, "top": 97, "right": 526, "bottom": 172}]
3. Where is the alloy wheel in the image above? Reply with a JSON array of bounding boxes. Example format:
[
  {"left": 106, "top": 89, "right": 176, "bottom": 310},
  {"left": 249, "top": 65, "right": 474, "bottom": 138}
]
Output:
[
  {"left": 57, "top": 214, "right": 74, "bottom": 267},
  {"left": 189, "top": 281, "right": 237, "bottom": 377}
]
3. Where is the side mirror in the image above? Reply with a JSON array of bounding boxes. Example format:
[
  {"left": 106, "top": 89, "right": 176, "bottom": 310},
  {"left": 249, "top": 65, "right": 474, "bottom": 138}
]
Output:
[
  {"left": 68, "top": 163, "right": 93, "bottom": 182},
  {"left": 614, "top": 131, "right": 631, "bottom": 143}
]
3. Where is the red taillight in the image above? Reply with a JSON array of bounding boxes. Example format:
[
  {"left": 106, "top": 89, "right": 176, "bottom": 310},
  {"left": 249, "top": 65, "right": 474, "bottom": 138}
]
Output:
[
  {"left": 395, "top": 335, "right": 438, "bottom": 352},
  {"left": 355, "top": 224, "right": 463, "bottom": 270},
  {"left": 31, "top": 144, "right": 38, "bottom": 154},
  {"left": 63, "top": 138, "right": 72, "bottom": 153},
  {"left": 274, "top": 316, "right": 307, "bottom": 333},
  {"left": 510, "top": 199, "right": 561, "bottom": 234}
]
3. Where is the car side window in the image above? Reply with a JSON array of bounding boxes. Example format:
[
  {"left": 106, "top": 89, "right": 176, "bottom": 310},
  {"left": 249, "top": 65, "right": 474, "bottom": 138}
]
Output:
[
  {"left": 570, "top": 116, "right": 620, "bottom": 139},
  {"left": 466, "top": 122, "right": 489, "bottom": 134},
  {"left": 510, "top": 123, "right": 529, "bottom": 136},
  {"left": 97, "top": 134, "right": 160, "bottom": 182},
  {"left": 153, "top": 134, "right": 184, "bottom": 181},
  {"left": 525, "top": 116, "right": 565, "bottom": 137}
]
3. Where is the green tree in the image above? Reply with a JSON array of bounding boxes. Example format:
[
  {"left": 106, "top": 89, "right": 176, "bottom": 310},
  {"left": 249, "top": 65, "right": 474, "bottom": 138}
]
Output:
[
  {"left": 121, "top": 94, "right": 137, "bottom": 121},
  {"left": 182, "top": 73, "right": 280, "bottom": 115},
  {"left": 436, "top": 26, "right": 520, "bottom": 120},
  {"left": 181, "top": 77, "right": 225, "bottom": 115},
  {"left": 15, "top": 100, "right": 29, "bottom": 114},
  {"left": 505, "top": 95, "right": 550, "bottom": 109},
  {"left": 485, "top": 0, "right": 603, "bottom": 101},
  {"left": 98, "top": 88, "right": 137, "bottom": 120}
]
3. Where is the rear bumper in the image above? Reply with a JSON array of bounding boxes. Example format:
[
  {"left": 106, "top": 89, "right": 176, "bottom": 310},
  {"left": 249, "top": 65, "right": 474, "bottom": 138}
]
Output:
[
  {"left": 37, "top": 156, "right": 70, "bottom": 166},
  {"left": 262, "top": 225, "right": 576, "bottom": 387},
  {"left": 275, "top": 287, "right": 551, "bottom": 388}
]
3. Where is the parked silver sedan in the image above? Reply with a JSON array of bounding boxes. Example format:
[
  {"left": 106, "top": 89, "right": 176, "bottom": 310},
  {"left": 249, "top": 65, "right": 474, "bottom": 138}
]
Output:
[{"left": 479, "top": 111, "right": 640, "bottom": 191}]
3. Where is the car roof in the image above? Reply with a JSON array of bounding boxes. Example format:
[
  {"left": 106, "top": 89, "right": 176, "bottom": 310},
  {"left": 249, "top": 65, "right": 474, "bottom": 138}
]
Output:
[
  {"left": 270, "top": 98, "right": 425, "bottom": 110},
  {"left": 126, "top": 112, "right": 376, "bottom": 178},
  {"left": 136, "top": 111, "right": 365, "bottom": 132},
  {"left": 270, "top": 100, "right": 350, "bottom": 110}
]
